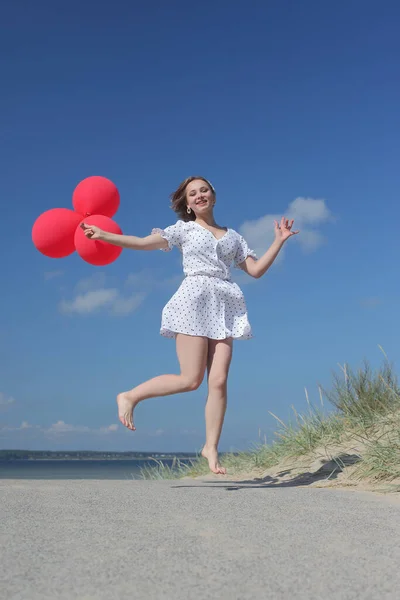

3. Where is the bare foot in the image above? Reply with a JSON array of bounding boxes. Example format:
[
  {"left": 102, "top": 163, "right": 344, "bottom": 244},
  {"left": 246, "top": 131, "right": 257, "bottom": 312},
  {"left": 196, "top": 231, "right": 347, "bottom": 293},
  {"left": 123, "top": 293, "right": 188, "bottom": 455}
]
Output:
[
  {"left": 116, "top": 393, "right": 138, "bottom": 431},
  {"left": 201, "top": 447, "right": 226, "bottom": 475}
]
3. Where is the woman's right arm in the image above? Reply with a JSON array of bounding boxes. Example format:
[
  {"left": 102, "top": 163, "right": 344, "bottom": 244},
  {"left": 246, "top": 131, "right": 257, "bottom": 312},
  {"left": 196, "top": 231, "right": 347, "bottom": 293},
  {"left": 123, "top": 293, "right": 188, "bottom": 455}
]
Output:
[
  {"left": 80, "top": 223, "right": 169, "bottom": 251},
  {"left": 101, "top": 231, "right": 169, "bottom": 251}
]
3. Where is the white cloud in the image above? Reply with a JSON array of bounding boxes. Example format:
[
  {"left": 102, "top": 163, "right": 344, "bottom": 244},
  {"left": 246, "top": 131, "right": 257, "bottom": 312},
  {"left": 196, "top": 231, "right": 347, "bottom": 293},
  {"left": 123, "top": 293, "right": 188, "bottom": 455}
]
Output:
[
  {"left": 288, "top": 197, "right": 332, "bottom": 225},
  {"left": 103, "top": 424, "right": 118, "bottom": 432},
  {"left": 75, "top": 272, "right": 109, "bottom": 292},
  {"left": 57, "top": 270, "right": 150, "bottom": 317},
  {"left": 0, "top": 421, "right": 38, "bottom": 431},
  {"left": 110, "top": 292, "right": 147, "bottom": 316},
  {"left": 239, "top": 197, "right": 333, "bottom": 259},
  {"left": 47, "top": 420, "right": 90, "bottom": 434},
  {"left": 45, "top": 421, "right": 120, "bottom": 436},
  {"left": 56, "top": 264, "right": 184, "bottom": 318},
  {"left": 59, "top": 288, "right": 145, "bottom": 316},
  {"left": 59, "top": 288, "right": 118, "bottom": 314},
  {"left": 0, "top": 420, "right": 120, "bottom": 435},
  {"left": 0, "top": 392, "right": 15, "bottom": 406}
]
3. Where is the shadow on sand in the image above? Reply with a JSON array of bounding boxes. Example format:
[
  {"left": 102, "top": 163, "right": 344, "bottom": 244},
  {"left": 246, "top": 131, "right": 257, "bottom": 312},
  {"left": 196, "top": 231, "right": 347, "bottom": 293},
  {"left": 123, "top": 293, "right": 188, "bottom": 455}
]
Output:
[{"left": 172, "top": 453, "right": 361, "bottom": 491}]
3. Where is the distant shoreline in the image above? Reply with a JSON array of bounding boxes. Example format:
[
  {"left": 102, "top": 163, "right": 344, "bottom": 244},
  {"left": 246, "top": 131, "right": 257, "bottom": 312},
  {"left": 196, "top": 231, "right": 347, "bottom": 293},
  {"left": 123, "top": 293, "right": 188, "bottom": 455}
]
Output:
[{"left": 0, "top": 451, "right": 199, "bottom": 462}]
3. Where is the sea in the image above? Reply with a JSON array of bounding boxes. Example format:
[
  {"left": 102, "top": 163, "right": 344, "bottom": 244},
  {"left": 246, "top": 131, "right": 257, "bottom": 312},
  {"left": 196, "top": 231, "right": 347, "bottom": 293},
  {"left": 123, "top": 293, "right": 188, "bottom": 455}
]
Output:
[{"left": 0, "top": 458, "right": 197, "bottom": 480}]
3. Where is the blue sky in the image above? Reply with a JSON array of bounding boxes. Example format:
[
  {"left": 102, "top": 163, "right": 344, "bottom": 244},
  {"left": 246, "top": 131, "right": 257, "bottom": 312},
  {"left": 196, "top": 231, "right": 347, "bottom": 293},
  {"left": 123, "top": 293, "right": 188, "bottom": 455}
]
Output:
[{"left": 1, "top": 0, "right": 399, "bottom": 452}]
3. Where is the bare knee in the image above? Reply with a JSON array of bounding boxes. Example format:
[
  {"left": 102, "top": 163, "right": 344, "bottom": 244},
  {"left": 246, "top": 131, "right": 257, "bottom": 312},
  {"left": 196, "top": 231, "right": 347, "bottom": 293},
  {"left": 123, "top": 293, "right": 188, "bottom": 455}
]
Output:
[
  {"left": 208, "top": 374, "right": 228, "bottom": 392},
  {"left": 181, "top": 374, "right": 204, "bottom": 392}
]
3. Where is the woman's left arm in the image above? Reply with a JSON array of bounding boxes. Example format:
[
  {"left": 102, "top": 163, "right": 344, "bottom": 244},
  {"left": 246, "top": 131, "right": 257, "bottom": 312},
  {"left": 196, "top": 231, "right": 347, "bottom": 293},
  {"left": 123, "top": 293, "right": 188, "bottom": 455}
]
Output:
[{"left": 239, "top": 217, "right": 299, "bottom": 279}]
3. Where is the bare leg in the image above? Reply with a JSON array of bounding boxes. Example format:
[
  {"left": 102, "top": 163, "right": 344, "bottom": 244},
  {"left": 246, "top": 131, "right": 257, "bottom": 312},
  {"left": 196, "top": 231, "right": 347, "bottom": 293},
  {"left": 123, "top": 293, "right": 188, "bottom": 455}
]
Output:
[
  {"left": 201, "top": 338, "right": 233, "bottom": 474},
  {"left": 117, "top": 334, "right": 208, "bottom": 430}
]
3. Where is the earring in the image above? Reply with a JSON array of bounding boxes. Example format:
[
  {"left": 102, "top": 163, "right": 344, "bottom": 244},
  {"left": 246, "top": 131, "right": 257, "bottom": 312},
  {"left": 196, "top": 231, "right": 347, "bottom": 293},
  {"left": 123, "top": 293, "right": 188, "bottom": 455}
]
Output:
[{"left": 187, "top": 207, "right": 191, "bottom": 214}]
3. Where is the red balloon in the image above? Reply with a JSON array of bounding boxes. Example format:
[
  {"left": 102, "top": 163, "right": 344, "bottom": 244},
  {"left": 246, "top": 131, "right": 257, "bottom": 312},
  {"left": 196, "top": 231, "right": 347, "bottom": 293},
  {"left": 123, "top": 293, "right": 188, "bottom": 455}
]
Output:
[
  {"left": 72, "top": 176, "right": 120, "bottom": 218},
  {"left": 74, "top": 214, "right": 123, "bottom": 266},
  {"left": 32, "top": 208, "right": 82, "bottom": 258}
]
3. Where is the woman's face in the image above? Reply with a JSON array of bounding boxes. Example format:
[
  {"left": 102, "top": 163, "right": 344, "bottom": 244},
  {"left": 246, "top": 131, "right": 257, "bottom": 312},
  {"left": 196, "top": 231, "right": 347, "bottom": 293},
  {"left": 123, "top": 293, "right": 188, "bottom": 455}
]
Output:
[{"left": 186, "top": 179, "right": 214, "bottom": 216}]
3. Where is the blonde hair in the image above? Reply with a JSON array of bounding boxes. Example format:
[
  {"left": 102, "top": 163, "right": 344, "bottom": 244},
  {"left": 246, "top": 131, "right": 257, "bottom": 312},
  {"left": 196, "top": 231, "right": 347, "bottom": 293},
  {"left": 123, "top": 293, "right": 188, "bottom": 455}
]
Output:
[{"left": 170, "top": 176, "right": 215, "bottom": 221}]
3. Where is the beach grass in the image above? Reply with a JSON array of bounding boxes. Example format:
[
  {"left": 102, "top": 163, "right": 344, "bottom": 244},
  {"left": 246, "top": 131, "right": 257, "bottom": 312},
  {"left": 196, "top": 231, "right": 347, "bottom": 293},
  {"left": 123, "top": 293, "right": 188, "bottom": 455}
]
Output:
[{"left": 140, "top": 348, "right": 400, "bottom": 487}]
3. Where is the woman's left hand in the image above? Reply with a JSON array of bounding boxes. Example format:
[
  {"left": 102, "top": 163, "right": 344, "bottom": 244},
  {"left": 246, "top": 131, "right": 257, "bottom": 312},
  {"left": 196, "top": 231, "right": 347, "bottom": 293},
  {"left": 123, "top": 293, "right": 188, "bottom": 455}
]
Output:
[{"left": 274, "top": 217, "right": 299, "bottom": 242}]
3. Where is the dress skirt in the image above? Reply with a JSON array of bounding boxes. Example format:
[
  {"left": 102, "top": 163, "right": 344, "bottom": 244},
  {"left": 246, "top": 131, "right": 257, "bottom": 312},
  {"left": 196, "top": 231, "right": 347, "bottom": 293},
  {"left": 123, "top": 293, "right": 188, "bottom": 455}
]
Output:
[{"left": 160, "top": 274, "right": 253, "bottom": 340}]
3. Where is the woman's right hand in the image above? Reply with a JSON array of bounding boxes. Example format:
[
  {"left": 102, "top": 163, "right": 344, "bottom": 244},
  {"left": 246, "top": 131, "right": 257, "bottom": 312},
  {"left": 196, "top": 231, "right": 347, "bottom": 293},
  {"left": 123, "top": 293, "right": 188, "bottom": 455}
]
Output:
[{"left": 80, "top": 222, "right": 104, "bottom": 240}]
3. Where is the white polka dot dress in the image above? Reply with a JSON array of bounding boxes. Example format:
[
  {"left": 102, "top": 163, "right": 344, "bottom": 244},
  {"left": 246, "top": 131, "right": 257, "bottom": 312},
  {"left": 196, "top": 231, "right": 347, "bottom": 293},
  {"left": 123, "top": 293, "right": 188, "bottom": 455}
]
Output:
[{"left": 151, "top": 220, "right": 257, "bottom": 341}]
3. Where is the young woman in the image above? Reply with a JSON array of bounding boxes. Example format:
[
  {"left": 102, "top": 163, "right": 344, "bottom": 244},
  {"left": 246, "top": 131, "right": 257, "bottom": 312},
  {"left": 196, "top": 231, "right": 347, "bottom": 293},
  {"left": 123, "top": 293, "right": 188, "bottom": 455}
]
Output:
[{"left": 81, "top": 176, "right": 299, "bottom": 474}]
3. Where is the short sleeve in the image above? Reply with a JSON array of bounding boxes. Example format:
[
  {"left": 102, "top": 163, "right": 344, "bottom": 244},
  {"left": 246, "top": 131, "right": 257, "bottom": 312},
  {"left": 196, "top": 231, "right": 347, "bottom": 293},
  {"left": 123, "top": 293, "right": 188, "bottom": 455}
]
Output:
[
  {"left": 151, "top": 220, "right": 184, "bottom": 252},
  {"left": 234, "top": 234, "right": 257, "bottom": 269}
]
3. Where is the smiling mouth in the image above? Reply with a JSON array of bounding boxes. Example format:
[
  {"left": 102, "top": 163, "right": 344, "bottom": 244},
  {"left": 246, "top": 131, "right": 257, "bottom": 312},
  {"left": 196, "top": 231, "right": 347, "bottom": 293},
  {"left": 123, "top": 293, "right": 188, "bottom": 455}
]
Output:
[{"left": 196, "top": 200, "right": 207, "bottom": 206}]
